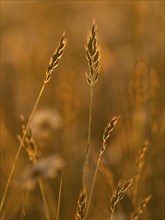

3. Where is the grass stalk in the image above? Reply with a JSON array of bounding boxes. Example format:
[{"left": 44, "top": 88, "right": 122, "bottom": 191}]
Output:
[
  {"left": 56, "top": 170, "right": 63, "bottom": 220},
  {"left": 0, "top": 33, "right": 67, "bottom": 214},
  {"left": 83, "top": 86, "right": 93, "bottom": 192},
  {"left": 85, "top": 154, "right": 101, "bottom": 219},
  {"left": 110, "top": 209, "right": 114, "bottom": 220},
  {"left": 83, "top": 20, "right": 100, "bottom": 195},
  {"left": 87, "top": 87, "right": 94, "bottom": 154},
  {"left": 85, "top": 116, "right": 119, "bottom": 220},
  {"left": 0, "top": 83, "right": 46, "bottom": 213},
  {"left": 38, "top": 178, "right": 50, "bottom": 220}
]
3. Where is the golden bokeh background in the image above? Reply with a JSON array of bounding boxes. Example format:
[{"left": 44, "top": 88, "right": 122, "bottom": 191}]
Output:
[{"left": 1, "top": 1, "right": 164, "bottom": 220}]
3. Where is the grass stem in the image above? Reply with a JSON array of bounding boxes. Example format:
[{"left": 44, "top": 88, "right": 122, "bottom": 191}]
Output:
[
  {"left": 38, "top": 177, "right": 50, "bottom": 220},
  {"left": 110, "top": 209, "right": 114, "bottom": 220},
  {"left": 83, "top": 87, "right": 94, "bottom": 193},
  {"left": 0, "top": 83, "right": 46, "bottom": 213},
  {"left": 85, "top": 154, "right": 101, "bottom": 219},
  {"left": 56, "top": 170, "right": 63, "bottom": 220}
]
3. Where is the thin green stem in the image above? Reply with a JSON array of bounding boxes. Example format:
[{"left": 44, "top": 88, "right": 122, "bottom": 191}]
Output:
[
  {"left": 83, "top": 87, "right": 94, "bottom": 193},
  {"left": 85, "top": 154, "right": 101, "bottom": 220},
  {"left": 0, "top": 83, "right": 46, "bottom": 214},
  {"left": 38, "top": 178, "right": 50, "bottom": 220},
  {"left": 56, "top": 170, "right": 63, "bottom": 220}
]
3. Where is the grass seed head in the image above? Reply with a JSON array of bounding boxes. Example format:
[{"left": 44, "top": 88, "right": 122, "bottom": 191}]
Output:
[
  {"left": 75, "top": 191, "right": 87, "bottom": 220},
  {"left": 110, "top": 178, "right": 134, "bottom": 212},
  {"left": 85, "top": 20, "right": 100, "bottom": 87},
  {"left": 19, "top": 115, "right": 41, "bottom": 162},
  {"left": 131, "top": 195, "right": 152, "bottom": 220},
  {"left": 100, "top": 116, "right": 120, "bottom": 154},
  {"left": 44, "top": 32, "right": 67, "bottom": 83}
]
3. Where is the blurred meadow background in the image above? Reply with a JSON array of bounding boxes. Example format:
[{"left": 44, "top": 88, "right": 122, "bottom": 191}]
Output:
[{"left": 0, "top": 1, "right": 164, "bottom": 220}]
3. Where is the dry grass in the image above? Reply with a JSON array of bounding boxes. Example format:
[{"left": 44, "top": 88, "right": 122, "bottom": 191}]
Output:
[
  {"left": 131, "top": 195, "right": 152, "bottom": 220},
  {"left": 133, "top": 141, "right": 149, "bottom": 206},
  {"left": 44, "top": 33, "right": 67, "bottom": 84},
  {"left": 83, "top": 21, "right": 100, "bottom": 197},
  {"left": 85, "top": 116, "right": 119, "bottom": 219},
  {"left": 1, "top": 3, "right": 164, "bottom": 220},
  {"left": 110, "top": 178, "right": 134, "bottom": 220},
  {"left": 0, "top": 33, "right": 67, "bottom": 215},
  {"left": 75, "top": 191, "right": 87, "bottom": 220},
  {"left": 85, "top": 20, "right": 100, "bottom": 87}
]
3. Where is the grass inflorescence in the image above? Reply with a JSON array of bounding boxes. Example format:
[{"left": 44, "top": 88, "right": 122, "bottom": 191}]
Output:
[{"left": 1, "top": 19, "right": 157, "bottom": 220}]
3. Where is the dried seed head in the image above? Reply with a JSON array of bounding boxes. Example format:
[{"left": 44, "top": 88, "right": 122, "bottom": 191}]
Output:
[
  {"left": 75, "top": 191, "right": 87, "bottom": 220},
  {"left": 131, "top": 195, "right": 152, "bottom": 220},
  {"left": 44, "top": 32, "right": 67, "bottom": 83},
  {"left": 100, "top": 116, "right": 120, "bottom": 154},
  {"left": 85, "top": 20, "right": 100, "bottom": 86},
  {"left": 19, "top": 115, "right": 41, "bottom": 162},
  {"left": 110, "top": 178, "right": 134, "bottom": 212}
]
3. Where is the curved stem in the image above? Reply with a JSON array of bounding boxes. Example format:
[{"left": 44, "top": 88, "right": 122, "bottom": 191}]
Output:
[
  {"left": 85, "top": 154, "right": 101, "bottom": 220},
  {"left": 0, "top": 83, "right": 46, "bottom": 213}
]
